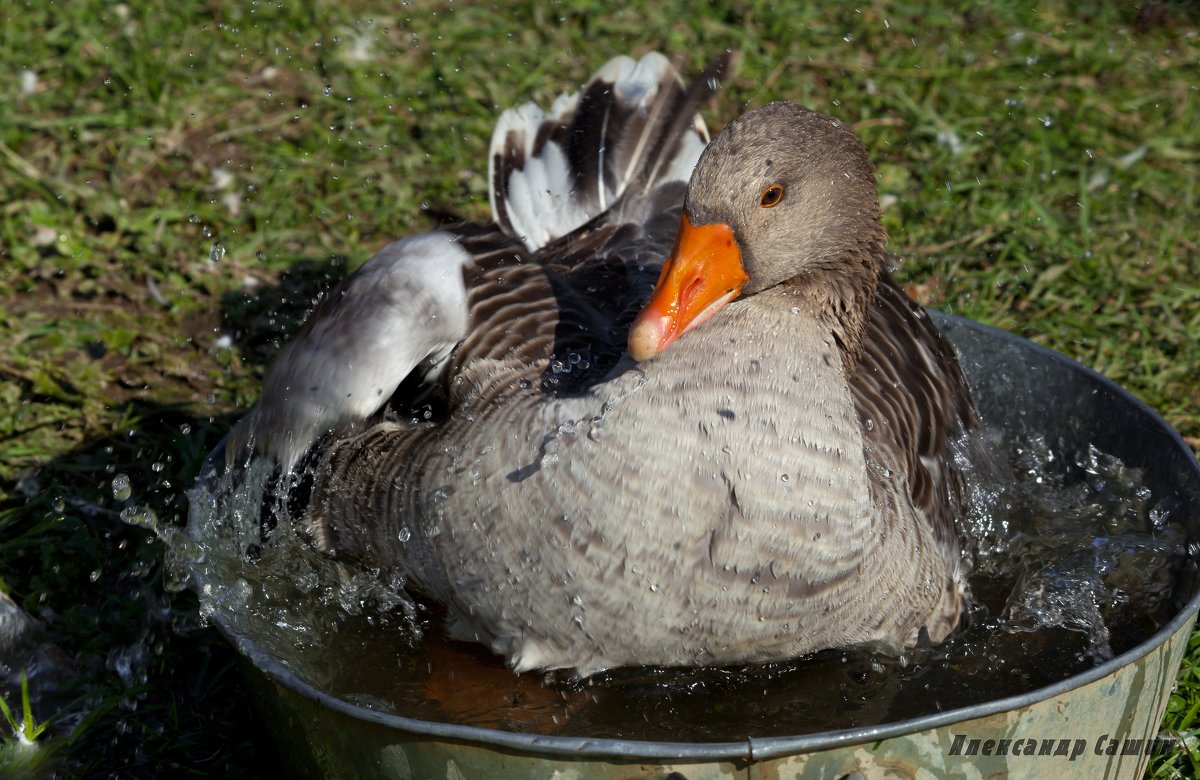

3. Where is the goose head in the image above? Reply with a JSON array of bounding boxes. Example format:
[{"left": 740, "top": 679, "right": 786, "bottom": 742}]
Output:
[{"left": 628, "top": 101, "right": 888, "bottom": 361}]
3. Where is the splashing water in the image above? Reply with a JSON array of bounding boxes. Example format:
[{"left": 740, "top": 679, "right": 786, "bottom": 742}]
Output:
[{"left": 181, "top": 455, "right": 420, "bottom": 674}]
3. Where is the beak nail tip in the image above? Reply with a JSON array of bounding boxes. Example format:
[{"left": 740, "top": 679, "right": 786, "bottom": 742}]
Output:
[{"left": 628, "top": 323, "right": 662, "bottom": 362}]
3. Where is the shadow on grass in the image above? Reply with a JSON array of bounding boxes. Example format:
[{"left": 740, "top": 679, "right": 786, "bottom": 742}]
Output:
[
  {"left": 0, "top": 400, "right": 284, "bottom": 778},
  {"left": 220, "top": 255, "right": 350, "bottom": 369},
  {"left": 0, "top": 255, "right": 354, "bottom": 777}
]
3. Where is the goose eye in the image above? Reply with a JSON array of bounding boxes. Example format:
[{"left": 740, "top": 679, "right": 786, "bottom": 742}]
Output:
[{"left": 759, "top": 184, "right": 785, "bottom": 208}]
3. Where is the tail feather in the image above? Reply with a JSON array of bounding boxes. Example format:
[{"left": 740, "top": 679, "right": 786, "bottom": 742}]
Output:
[
  {"left": 620, "top": 53, "right": 733, "bottom": 210},
  {"left": 489, "top": 52, "right": 733, "bottom": 252}
]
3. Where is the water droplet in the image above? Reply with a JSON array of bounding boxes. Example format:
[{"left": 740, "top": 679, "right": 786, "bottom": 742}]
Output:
[
  {"left": 229, "top": 578, "right": 253, "bottom": 606},
  {"left": 112, "top": 473, "right": 132, "bottom": 501},
  {"left": 120, "top": 506, "right": 158, "bottom": 531},
  {"left": 780, "top": 473, "right": 789, "bottom": 483},
  {"left": 209, "top": 242, "right": 225, "bottom": 264},
  {"left": 397, "top": 527, "right": 411, "bottom": 543},
  {"left": 179, "top": 423, "right": 192, "bottom": 434}
]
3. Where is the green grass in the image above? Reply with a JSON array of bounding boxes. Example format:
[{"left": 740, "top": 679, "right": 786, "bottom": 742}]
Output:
[{"left": 0, "top": 0, "right": 1197, "bottom": 775}]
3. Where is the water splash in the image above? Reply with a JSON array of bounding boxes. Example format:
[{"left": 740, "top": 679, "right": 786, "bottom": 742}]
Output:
[{"left": 178, "top": 451, "right": 421, "bottom": 670}]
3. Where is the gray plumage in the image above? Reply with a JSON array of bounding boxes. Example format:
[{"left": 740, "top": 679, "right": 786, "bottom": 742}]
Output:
[{"left": 228, "top": 54, "right": 975, "bottom": 677}]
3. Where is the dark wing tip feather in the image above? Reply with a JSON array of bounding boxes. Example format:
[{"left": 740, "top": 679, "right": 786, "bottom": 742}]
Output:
[{"left": 621, "top": 51, "right": 736, "bottom": 202}]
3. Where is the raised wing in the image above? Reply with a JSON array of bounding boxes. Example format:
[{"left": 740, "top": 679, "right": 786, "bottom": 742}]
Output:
[
  {"left": 225, "top": 232, "right": 479, "bottom": 471},
  {"left": 489, "top": 51, "right": 732, "bottom": 252}
]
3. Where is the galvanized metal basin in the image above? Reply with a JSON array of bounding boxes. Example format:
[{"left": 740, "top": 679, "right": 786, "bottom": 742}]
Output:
[{"left": 193, "top": 313, "right": 1200, "bottom": 779}]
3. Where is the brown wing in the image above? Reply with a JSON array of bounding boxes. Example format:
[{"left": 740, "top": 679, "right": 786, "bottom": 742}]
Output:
[
  {"left": 850, "top": 274, "right": 977, "bottom": 552},
  {"left": 445, "top": 215, "right": 678, "bottom": 395},
  {"left": 447, "top": 54, "right": 734, "bottom": 392}
]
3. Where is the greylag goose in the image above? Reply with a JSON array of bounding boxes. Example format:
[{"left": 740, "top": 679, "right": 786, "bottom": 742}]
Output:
[{"left": 222, "top": 52, "right": 976, "bottom": 677}]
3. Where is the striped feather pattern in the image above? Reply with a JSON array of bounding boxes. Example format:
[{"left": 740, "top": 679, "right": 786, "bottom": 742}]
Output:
[{"left": 852, "top": 274, "right": 976, "bottom": 558}]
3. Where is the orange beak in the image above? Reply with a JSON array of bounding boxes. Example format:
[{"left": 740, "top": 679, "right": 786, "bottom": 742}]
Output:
[{"left": 628, "top": 214, "right": 749, "bottom": 361}]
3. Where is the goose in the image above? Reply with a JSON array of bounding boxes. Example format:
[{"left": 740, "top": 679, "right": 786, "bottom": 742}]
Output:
[{"left": 221, "top": 52, "right": 976, "bottom": 677}]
